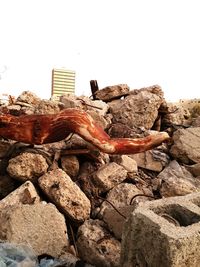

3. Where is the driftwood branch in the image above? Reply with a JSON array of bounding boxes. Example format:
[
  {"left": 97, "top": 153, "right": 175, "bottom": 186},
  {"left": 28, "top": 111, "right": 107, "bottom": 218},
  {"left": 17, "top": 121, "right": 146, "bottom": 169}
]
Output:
[{"left": 0, "top": 108, "right": 170, "bottom": 154}]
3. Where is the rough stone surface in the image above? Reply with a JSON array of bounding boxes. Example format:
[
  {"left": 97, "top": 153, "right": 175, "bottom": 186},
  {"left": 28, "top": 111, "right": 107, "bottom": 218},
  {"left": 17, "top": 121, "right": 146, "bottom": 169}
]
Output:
[
  {"left": 111, "top": 155, "right": 138, "bottom": 173},
  {"left": 16, "top": 91, "right": 41, "bottom": 105},
  {"left": 0, "top": 181, "right": 40, "bottom": 211},
  {"left": 38, "top": 168, "right": 91, "bottom": 223},
  {"left": 7, "top": 152, "right": 49, "bottom": 183},
  {"left": 186, "top": 163, "right": 200, "bottom": 177},
  {"left": 100, "top": 183, "right": 142, "bottom": 216},
  {"left": 0, "top": 202, "right": 69, "bottom": 257},
  {"left": 103, "top": 206, "right": 135, "bottom": 240},
  {"left": 61, "top": 155, "right": 80, "bottom": 178},
  {"left": 130, "top": 149, "right": 170, "bottom": 172},
  {"left": 87, "top": 110, "right": 110, "bottom": 129},
  {"left": 35, "top": 99, "right": 64, "bottom": 114},
  {"left": 77, "top": 219, "right": 121, "bottom": 267},
  {"left": 170, "top": 127, "right": 200, "bottom": 164},
  {"left": 110, "top": 86, "right": 164, "bottom": 130},
  {"left": 95, "top": 84, "right": 130, "bottom": 102},
  {"left": 158, "top": 160, "right": 200, "bottom": 197},
  {"left": 121, "top": 192, "right": 200, "bottom": 267},
  {"left": 92, "top": 162, "right": 128, "bottom": 193}
]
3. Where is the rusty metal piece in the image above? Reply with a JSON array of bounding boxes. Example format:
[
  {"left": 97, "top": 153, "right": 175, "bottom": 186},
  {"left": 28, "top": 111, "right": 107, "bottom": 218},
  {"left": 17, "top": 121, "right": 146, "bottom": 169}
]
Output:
[{"left": 0, "top": 108, "right": 170, "bottom": 154}]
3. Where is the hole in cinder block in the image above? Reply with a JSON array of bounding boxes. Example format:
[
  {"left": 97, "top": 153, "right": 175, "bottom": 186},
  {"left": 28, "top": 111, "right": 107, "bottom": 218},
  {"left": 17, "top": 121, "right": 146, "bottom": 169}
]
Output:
[{"left": 152, "top": 204, "right": 200, "bottom": 227}]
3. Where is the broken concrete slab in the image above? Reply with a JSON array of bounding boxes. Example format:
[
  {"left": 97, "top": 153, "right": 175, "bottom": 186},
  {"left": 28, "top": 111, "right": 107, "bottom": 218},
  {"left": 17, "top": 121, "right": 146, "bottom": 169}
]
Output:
[
  {"left": 110, "top": 85, "right": 164, "bottom": 130},
  {"left": 111, "top": 155, "right": 138, "bottom": 173},
  {"left": 92, "top": 162, "right": 128, "bottom": 193},
  {"left": 0, "top": 202, "right": 69, "bottom": 257},
  {"left": 95, "top": 84, "right": 130, "bottom": 102},
  {"left": 38, "top": 168, "right": 91, "bottom": 223},
  {"left": 170, "top": 127, "right": 200, "bottom": 164},
  {"left": 77, "top": 219, "right": 121, "bottom": 267},
  {"left": 158, "top": 160, "right": 200, "bottom": 197},
  {"left": 129, "top": 149, "right": 170, "bottom": 172},
  {"left": 0, "top": 181, "right": 40, "bottom": 211},
  {"left": 121, "top": 192, "right": 200, "bottom": 267},
  {"left": 7, "top": 152, "right": 49, "bottom": 183}
]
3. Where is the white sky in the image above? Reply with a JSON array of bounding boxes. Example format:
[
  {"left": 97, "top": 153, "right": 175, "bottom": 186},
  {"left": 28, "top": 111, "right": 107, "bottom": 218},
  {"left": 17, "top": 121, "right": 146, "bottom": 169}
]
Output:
[{"left": 0, "top": 0, "right": 200, "bottom": 101}]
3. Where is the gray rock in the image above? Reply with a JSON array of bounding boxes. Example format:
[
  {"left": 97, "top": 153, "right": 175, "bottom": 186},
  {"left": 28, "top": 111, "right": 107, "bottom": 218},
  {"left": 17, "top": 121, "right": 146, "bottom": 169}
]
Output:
[
  {"left": 170, "top": 127, "right": 200, "bottom": 164},
  {"left": 110, "top": 85, "right": 164, "bottom": 130},
  {"left": 100, "top": 183, "right": 142, "bottom": 216},
  {"left": 158, "top": 160, "right": 200, "bottom": 197},
  {"left": 129, "top": 149, "right": 170, "bottom": 172},
  {"left": 111, "top": 155, "right": 138, "bottom": 173},
  {"left": 38, "top": 168, "right": 91, "bottom": 223},
  {"left": 61, "top": 155, "right": 80, "bottom": 178},
  {"left": 77, "top": 219, "right": 121, "bottom": 267},
  {"left": 0, "top": 202, "right": 69, "bottom": 257},
  {"left": 7, "top": 152, "right": 49, "bottom": 183},
  {"left": 95, "top": 84, "right": 130, "bottom": 102},
  {"left": 92, "top": 162, "right": 128, "bottom": 193}
]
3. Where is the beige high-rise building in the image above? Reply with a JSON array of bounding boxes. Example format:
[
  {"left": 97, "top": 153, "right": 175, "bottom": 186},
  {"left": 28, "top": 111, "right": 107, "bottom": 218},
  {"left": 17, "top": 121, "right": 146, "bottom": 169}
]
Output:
[{"left": 51, "top": 68, "right": 75, "bottom": 98}]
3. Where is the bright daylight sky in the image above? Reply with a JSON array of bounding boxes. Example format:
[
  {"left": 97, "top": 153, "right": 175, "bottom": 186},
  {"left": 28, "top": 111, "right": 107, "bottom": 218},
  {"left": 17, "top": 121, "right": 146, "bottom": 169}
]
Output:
[{"left": 0, "top": 0, "right": 200, "bottom": 102}]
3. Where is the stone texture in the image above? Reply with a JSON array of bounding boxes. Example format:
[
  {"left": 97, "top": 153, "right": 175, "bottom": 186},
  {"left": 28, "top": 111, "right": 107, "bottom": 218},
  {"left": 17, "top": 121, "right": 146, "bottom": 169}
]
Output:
[
  {"left": 158, "top": 160, "right": 200, "bottom": 197},
  {"left": 16, "top": 90, "right": 40, "bottom": 105},
  {"left": 103, "top": 205, "right": 135, "bottom": 240},
  {"left": 92, "top": 162, "right": 128, "bottom": 193},
  {"left": 130, "top": 149, "right": 170, "bottom": 172},
  {"left": 61, "top": 155, "right": 80, "bottom": 178},
  {"left": 77, "top": 219, "right": 121, "bottom": 267},
  {"left": 121, "top": 192, "right": 200, "bottom": 267},
  {"left": 0, "top": 181, "right": 40, "bottom": 211},
  {"left": 95, "top": 84, "right": 130, "bottom": 102},
  {"left": 35, "top": 99, "right": 64, "bottom": 114},
  {"left": 87, "top": 110, "right": 110, "bottom": 129},
  {"left": 100, "top": 183, "right": 142, "bottom": 216},
  {"left": 111, "top": 155, "right": 138, "bottom": 173},
  {"left": 0, "top": 202, "right": 69, "bottom": 257},
  {"left": 38, "top": 168, "right": 91, "bottom": 223},
  {"left": 170, "top": 127, "right": 200, "bottom": 164},
  {"left": 110, "top": 85, "right": 164, "bottom": 130},
  {"left": 186, "top": 163, "right": 200, "bottom": 177},
  {"left": 7, "top": 152, "right": 49, "bottom": 183}
]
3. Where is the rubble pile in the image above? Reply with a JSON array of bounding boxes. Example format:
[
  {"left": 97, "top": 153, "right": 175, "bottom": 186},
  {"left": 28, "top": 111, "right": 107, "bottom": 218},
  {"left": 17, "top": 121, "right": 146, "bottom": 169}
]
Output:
[{"left": 0, "top": 84, "right": 200, "bottom": 266}]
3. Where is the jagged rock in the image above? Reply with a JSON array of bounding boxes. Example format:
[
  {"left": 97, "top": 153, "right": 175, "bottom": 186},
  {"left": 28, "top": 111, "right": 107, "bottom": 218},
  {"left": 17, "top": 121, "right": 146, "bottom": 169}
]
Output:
[
  {"left": 35, "top": 99, "right": 64, "bottom": 114},
  {"left": 191, "top": 116, "right": 200, "bottom": 127},
  {"left": 92, "top": 162, "right": 128, "bottom": 193},
  {"left": 61, "top": 155, "right": 80, "bottom": 178},
  {"left": 100, "top": 183, "right": 142, "bottom": 216},
  {"left": 129, "top": 149, "right": 170, "bottom": 172},
  {"left": 7, "top": 152, "right": 49, "bottom": 183},
  {"left": 110, "top": 85, "right": 164, "bottom": 130},
  {"left": 38, "top": 168, "right": 91, "bottom": 223},
  {"left": 186, "top": 163, "right": 200, "bottom": 177},
  {"left": 158, "top": 160, "right": 200, "bottom": 197},
  {"left": 0, "top": 181, "right": 40, "bottom": 211},
  {"left": 95, "top": 84, "right": 130, "bottom": 102},
  {"left": 170, "top": 127, "right": 200, "bottom": 164},
  {"left": 87, "top": 110, "right": 110, "bottom": 129},
  {"left": 77, "top": 219, "right": 121, "bottom": 267},
  {"left": 111, "top": 155, "right": 138, "bottom": 173},
  {"left": 6, "top": 104, "right": 21, "bottom": 115},
  {"left": 16, "top": 91, "right": 41, "bottom": 105},
  {"left": 161, "top": 102, "right": 190, "bottom": 127},
  {"left": 0, "top": 202, "right": 69, "bottom": 257},
  {"left": 103, "top": 205, "right": 135, "bottom": 240},
  {"left": 0, "top": 174, "right": 18, "bottom": 199}
]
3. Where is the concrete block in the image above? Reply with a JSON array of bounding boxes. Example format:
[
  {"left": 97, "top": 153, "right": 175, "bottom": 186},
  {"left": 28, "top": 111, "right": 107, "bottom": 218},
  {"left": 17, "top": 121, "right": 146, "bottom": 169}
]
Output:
[{"left": 121, "top": 192, "right": 200, "bottom": 267}]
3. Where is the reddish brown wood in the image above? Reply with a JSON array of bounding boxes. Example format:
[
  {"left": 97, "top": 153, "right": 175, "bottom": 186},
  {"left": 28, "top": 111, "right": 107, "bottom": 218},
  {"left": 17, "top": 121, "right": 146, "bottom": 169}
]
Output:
[{"left": 0, "top": 108, "right": 170, "bottom": 154}]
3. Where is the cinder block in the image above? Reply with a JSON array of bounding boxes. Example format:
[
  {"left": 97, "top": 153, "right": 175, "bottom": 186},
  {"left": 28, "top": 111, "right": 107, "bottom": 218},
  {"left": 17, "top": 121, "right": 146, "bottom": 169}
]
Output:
[{"left": 121, "top": 192, "right": 200, "bottom": 267}]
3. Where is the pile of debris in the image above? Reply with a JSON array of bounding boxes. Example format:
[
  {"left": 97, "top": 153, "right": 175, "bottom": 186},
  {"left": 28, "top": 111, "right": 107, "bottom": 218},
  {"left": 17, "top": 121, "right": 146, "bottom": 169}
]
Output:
[{"left": 0, "top": 84, "right": 200, "bottom": 267}]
